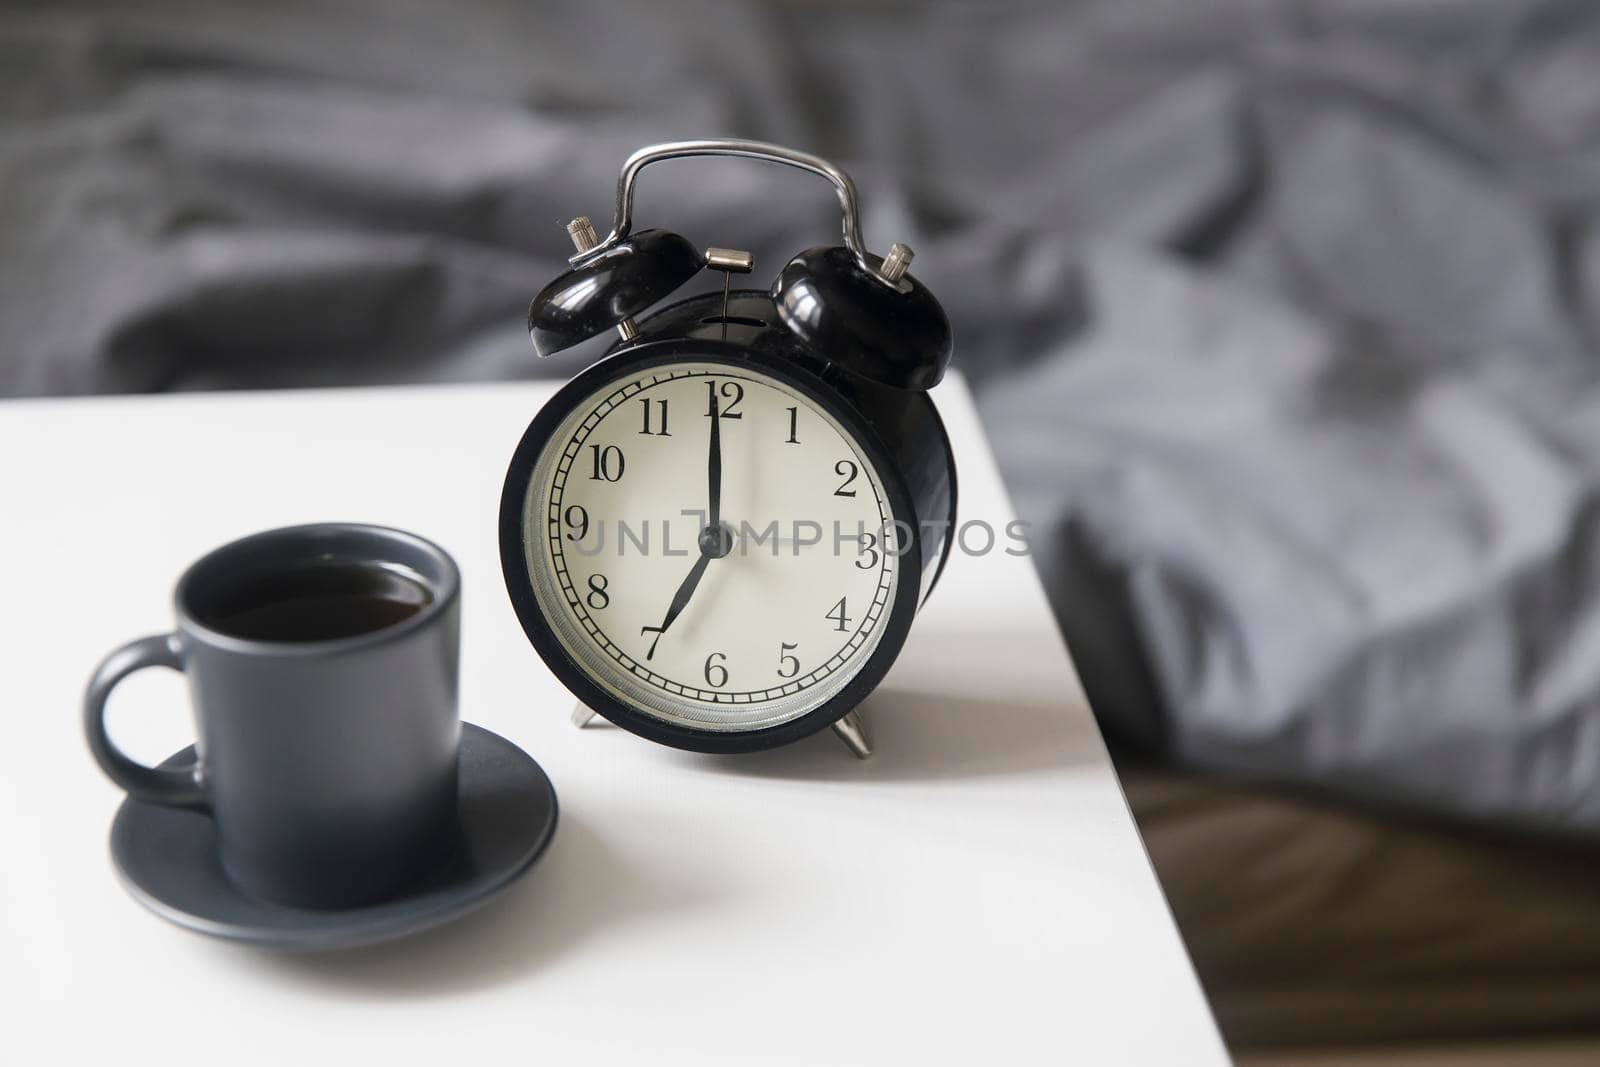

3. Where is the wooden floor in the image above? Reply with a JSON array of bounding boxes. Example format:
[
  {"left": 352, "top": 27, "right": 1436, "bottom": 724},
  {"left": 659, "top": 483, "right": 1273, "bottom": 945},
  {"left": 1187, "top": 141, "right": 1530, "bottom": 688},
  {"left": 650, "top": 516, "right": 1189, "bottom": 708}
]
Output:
[{"left": 1240, "top": 1039, "right": 1600, "bottom": 1067}]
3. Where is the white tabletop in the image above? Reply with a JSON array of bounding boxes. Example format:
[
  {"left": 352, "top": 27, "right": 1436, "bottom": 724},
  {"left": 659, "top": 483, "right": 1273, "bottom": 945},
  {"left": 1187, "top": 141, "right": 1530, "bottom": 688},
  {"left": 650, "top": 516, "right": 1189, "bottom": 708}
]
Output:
[{"left": 0, "top": 376, "right": 1226, "bottom": 1065}]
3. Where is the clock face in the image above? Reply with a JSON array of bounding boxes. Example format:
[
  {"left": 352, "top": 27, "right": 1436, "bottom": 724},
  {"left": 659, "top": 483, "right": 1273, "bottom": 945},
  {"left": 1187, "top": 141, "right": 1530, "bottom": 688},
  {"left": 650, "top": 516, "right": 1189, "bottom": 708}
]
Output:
[{"left": 517, "top": 359, "right": 901, "bottom": 734}]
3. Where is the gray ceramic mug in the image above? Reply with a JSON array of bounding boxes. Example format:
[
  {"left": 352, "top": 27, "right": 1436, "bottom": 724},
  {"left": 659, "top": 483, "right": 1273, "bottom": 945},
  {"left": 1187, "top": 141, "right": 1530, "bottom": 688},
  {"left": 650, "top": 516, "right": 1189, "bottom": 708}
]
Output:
[{"left": 84, "top": 523, "right": 462, "bottom": 910}]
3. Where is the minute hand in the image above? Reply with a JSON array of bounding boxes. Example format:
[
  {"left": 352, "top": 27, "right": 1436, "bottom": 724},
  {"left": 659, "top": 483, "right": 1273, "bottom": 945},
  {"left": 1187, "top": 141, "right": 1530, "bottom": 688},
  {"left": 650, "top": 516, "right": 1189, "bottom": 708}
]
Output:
[{"left": 707, "top": 387, "right": 722, "bottom": 529}]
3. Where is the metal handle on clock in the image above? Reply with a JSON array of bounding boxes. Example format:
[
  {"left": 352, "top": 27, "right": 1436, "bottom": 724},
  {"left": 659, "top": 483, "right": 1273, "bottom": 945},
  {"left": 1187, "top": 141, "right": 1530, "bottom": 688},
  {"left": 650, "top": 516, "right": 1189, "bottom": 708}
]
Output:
[{"left": 570, "top": 139, "right": 909, "bottom": 287}]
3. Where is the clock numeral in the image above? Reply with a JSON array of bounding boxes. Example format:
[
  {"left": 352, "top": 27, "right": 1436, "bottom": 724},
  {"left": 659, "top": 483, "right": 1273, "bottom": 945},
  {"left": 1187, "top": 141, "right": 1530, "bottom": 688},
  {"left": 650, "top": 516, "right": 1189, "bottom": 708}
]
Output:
[
  {"left": 588, "top": 444, "right": 625, "bottom": 482},
  {"left": 834, "top": 459, "right": 859, "bottom": 497},
  {"left": 704, "top": 651, "right": 729, "bottom": 688},
  {"left": 855, "top": 531, "right": 879, "bottom": 570},
  {"left": 563, "top": 504, "right": 589, "bottom": 542},
  {"left": 706, "top": 380, "right": 744, "bottom": 420},
  {"left": 784, "top": 406, "right": 800, "bottom": 444},
  {"left": 586, "top": 573, "right": 610, "bottom": 610},
  {"left": 777, "top": 642, "right": 801, "bottom": 679},
  {"left": 638, "top": 397, "right": 670, "bottom": 436},
  {"left": 826, "top": 596, "right": 852, "bottom": 633}
]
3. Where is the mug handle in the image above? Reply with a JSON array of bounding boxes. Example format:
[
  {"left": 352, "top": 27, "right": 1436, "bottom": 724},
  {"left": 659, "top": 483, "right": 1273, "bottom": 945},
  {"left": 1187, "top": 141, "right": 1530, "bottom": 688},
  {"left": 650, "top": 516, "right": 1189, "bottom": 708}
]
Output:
[{"left": 83, "top": 634, "right": 209, "bottom": 810}]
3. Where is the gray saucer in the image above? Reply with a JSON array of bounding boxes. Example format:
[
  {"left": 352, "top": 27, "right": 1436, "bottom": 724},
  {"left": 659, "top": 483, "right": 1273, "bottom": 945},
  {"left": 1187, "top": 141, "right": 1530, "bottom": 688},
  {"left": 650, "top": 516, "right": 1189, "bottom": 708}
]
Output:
[{"left": 109, "top": 723, "right": 558, "bottom": 950}]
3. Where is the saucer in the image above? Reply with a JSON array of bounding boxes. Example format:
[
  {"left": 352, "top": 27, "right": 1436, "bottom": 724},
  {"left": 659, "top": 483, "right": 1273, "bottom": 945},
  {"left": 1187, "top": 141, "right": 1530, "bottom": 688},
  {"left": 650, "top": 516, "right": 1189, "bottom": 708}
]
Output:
[{"left": 109, "top": 722, "right": 558, "bottom": 950}]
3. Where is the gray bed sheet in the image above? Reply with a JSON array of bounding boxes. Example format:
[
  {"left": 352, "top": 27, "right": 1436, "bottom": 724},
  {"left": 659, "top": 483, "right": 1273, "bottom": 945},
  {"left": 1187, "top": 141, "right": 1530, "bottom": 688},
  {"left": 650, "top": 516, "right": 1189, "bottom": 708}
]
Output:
[{"left": 4, "top": 0, "right": 1599, "bottom": 836}]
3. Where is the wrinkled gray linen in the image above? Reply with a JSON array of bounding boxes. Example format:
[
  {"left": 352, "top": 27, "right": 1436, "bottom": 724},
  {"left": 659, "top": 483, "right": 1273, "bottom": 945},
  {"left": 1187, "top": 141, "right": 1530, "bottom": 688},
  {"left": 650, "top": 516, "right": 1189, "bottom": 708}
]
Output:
[{"left": 5, "top": 0, "right": 1600, "bottom": 836}]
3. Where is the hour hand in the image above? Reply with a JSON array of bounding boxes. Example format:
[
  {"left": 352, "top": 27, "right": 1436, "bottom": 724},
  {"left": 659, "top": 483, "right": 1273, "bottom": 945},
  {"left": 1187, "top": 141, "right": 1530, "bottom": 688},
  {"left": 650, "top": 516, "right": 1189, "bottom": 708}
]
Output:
[{"left": 640, "top": 551, "right": 712, "bottom": 660}]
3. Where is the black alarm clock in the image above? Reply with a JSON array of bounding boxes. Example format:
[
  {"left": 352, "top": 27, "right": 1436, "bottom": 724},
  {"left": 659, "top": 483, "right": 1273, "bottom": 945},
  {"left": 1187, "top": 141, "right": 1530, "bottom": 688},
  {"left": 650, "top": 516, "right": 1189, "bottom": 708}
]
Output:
[{"left": 499, "top": 140, "right": 956, "bottom": 758}]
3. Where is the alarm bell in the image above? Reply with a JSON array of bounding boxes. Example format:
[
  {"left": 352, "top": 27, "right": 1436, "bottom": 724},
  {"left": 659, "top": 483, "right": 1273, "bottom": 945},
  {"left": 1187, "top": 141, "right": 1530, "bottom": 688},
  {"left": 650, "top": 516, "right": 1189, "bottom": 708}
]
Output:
[{"left": 524, "top": 139, "right": 952, "bottom": 391}]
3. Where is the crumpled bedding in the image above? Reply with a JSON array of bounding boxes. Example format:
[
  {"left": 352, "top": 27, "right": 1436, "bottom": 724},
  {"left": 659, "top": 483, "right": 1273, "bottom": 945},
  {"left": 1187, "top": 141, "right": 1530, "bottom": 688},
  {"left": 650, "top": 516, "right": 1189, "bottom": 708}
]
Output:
[
  {"left": 979, "top": 0, "right": 1600, "bottom": 840},
  {"left": 5, "top": 0, "right": 1600, "bottom": 837}
]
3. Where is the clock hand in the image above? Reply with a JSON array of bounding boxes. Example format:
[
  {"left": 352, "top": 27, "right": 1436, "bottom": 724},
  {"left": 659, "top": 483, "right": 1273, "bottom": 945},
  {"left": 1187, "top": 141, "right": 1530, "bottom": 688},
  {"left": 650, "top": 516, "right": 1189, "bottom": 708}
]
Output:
[
  {"left": 638, "top": 385, "right": 746, "bottom": 663},
  {"left": 640, "top": 548, "right": 712, "bottom": 661},
  {"left": 707, "top": 387, "right": 722, "bottom": 530},
  {"left": 641, "top": 394, "right": 732, "bottom": 663}
]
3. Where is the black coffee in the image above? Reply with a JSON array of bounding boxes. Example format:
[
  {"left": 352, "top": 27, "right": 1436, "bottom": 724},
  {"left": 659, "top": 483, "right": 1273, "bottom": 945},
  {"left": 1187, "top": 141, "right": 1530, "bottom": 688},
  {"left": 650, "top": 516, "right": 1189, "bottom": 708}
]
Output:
[{"left": 201, "top": 562, "right": 434, "bottom": 643}]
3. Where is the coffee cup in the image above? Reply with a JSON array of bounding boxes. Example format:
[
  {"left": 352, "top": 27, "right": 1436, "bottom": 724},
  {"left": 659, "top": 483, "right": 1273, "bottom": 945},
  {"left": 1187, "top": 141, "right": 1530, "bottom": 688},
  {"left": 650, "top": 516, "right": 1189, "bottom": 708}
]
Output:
[{"left": 84, "top": 523, "right": 462, "bottom": 910}]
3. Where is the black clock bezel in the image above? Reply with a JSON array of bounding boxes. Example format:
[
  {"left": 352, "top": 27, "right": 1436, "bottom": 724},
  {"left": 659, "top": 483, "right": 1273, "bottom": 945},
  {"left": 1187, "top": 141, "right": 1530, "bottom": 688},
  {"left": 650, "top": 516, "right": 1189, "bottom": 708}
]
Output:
[{"left": 498, "top": 339, "right": 924, "bottom": 755}]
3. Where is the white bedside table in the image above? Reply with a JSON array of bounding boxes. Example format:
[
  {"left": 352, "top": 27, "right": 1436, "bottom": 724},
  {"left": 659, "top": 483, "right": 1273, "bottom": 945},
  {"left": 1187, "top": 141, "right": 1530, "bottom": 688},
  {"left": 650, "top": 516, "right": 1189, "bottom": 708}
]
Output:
[{"left": 0, "top": 375, "right": 1226, "bottom": 1065}]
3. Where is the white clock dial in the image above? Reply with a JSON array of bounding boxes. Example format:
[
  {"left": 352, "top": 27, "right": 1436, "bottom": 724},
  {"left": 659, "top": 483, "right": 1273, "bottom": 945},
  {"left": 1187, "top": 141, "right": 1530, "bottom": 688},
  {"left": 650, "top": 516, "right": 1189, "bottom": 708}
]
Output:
[{"left": 522, "top": 361, "right": 900, "bottom": 732}]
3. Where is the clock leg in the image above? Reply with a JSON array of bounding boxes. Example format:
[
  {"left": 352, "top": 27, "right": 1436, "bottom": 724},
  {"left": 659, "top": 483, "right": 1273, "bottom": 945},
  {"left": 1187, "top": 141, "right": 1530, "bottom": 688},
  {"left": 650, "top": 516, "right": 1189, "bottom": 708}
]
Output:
[
  {"left": 571, "top": 703, "right": 598, "bottom": 729},
  {"left": 831, "top": 709, "right": 874, "bottom": 760}
]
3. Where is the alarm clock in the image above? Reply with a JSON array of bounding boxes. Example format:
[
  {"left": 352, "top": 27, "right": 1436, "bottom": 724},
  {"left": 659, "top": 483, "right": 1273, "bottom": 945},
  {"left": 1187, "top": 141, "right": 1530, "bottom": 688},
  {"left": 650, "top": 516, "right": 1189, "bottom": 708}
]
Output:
[{"left": 499, "top": 140, "right": 956, "bottom": 758}]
